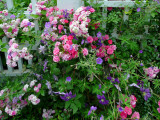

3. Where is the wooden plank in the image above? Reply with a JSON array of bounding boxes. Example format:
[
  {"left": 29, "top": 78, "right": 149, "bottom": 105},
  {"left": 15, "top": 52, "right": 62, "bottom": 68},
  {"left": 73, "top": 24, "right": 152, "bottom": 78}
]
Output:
[
  {"left": 100, "top": 1, "right": 146, "bottom": 7},
  {"left": 0, "top": 55, "right": 3, "bottom": 72},
  {"left": 6, "top": 0, "right": 14, "bottom": 10},
  {"left": 18, "top": 58, "right": 23, "bottom": 72}
]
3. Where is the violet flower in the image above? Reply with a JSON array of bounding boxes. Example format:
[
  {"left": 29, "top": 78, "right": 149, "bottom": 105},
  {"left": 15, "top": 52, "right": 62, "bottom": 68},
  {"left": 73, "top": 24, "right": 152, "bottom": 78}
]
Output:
[
  {"left": 97, "top": 32, "right": 102, "bottom": 38},
  {"left": 66, "top": 77, "right": 72, "bottom": 82},
  {"left": 10, "top": 14, "right": 15, "bottom": 19},
  {"left": 45, "top": 22, "right": 51, "bottom": 28},
  {"left": 139, "top": 50, "right": 143, "bottom": 53},
  {"left": 140, "top": 87, "right": 151, "bottom": 101},
  {"left": 43, "top": 60, "right": 48, "bottom": 72},
  {"left": 88, "top": 106, "right": 97, "bottom": 115},
  {"left": 96, "top": 57, "right": 103, "bottom": 64},
  {"left": 97, "top": 95, "right": 109, "bottom": 105},
  {"left": 100, "top": 115, "right": 104, "bottom": 120},
  {"left": 63, "top": 9, "right": 69, "bottom": 18},
  {"left": 39, "top": 45, "right": 46, "bottom": 54},
  {"left": 60, "top": 91, "right": 76, "bottom": 101},
  {"left": 137, "top": 8, "right": 141, "bottom": 12}
]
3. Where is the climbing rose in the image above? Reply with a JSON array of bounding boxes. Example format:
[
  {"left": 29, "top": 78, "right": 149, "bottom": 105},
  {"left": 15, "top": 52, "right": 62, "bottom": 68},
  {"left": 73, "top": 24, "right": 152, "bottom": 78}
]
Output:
[{"left": 82, "top": 48, "right": 88, "bottom": 56}]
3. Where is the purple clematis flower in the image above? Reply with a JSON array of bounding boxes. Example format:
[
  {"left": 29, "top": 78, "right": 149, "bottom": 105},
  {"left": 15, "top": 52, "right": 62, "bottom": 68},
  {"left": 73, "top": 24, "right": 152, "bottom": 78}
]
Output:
[
  {"left": 97, "top": 95, "right": 109, "bottom": 105},
  {"left": 107, "top": 76, "right": 112, "bottom": 80},
  {"left": 27, "top": 22, "right": 31, "bottom": 26},
  {"left": 97, "top": 32, "right": 102, "bottom": 38},
  {"left": 39, "top": 45, "right": 46, "bottom": 54},
  {"left": 140, "top": 87, "right": 151, "bottom": 101},
  {"left": 63, "top": 9, "right": 69, "bottom": 18},
  {"left": 88, "top": 106, "right": 97, "bottom": 115},
  {"left": 60, "top": 91, "right": 76, "bottom": 101},
  {"left": 86, "top": 6, "right": 92, "bottom": 11},
  {"left": 119, "top": 107, "right": 123, "bottom": 112},
  {"left": 96, "top": 57, "right": 103, "bottom": 64},
  {"left": 137, "top": 8, "right": 141, "bottom": 12},
  {"left": 140, "top": 63, "right": 143, "bottom": 66},
  {"left": 139, "top": 50, "right": 143, "bottom": 53},
  {"left": 137, "top": 80, "right": 144, "bottom": 87}
]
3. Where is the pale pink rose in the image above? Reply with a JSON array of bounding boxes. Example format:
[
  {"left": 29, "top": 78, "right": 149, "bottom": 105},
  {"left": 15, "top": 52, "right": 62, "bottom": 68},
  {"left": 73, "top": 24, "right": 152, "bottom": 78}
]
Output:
[
  {"left": 61, "top": 35, "right": 68, "bottom": 40},
  {"left": 49, "top": 16, "right": 54, "bottom": 22},
  {"left": 131, "top": 112, "right": 140, "bottom": 119},
  {"left": 107, "top": 48, "right": 114, "bottom": 55},
  {"left": 110, "top": 45, "right": 117, "bottom": 50},
  {"left": 82, "top": 48, "right": 88, "bottom": 56},
  {"left": 53, "top": 47, "right": 59, "bottom": 56},
  {"left": 55, "top": 42, "right": 61, "bottom": 47},
  {"left": 158, "top": 100, "right": 160, "bottom": 107},
  {"left": 12, "top": 43, "right": 18, "bottom": 49},
  {"left": 53, "top": 56, "right": 60, "bottom": 62},
  {"left": 157, "top": 108, "right": 160, "bottom": 113},
  {"left": 37, "top": 83, "right": 41, "bottom": 88}
]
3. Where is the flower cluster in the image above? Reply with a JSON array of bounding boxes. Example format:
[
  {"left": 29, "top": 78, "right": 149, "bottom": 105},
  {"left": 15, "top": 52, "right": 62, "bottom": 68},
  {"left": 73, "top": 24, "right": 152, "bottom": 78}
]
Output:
[
  {"left": 27, "top": 0, "right": 48, "bottom": 15},
  {"left": 6, "top": 38, "right": 33, "bottom": 67},
  {"left": 118, "top": 95, "right": 139, "bottom": 119},
  {"left": 20, "top": 19, "right": 35, "bottom": 32},
  {"left": 0, "top": 18, "right": 20, "bottom": 38},
  {"left": 0, "top": 10, "right": 8, "bottom": 16},
  {"left": 70, "top": 6, "right": 95, "bottom": 37},
  {"left": 42, "top": 109, "right": 55, "bottom": 119},
  {"left": 53, "top": 35, "right": 80, "bottom": 62},
  {"left": 28, "top": 94, "right": 40, "bottom": 105},
  {"left": 144, "top": 66, "right": 159, "bottom": 79}
]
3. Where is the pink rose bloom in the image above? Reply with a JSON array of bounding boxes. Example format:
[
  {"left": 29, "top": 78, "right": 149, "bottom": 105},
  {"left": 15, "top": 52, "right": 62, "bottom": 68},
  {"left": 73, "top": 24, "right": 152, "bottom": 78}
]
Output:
[
  {"left": 53, "top": 56, "right": 60, "bottom": 62},
  {"left": 107, "top": 48, "right": 114, "bottom": 55},
  {"left": 157, "top": 108, "right": 160, "bottom": 113},
  {"left": 82, "top": 48, "right": 88, "bottom": 56},
  {"left": 55, "top": 42, "right": 61, "bottom": 47},
  {"left": 158, "top": 100, "right": 160, "bottom": 107},
  {"left": 131, "top": 112, "right": 140, "bottom": 119},
  {"left": 46, "top": 12, "right": 49, "bottom": 17},
  {"left": 130, "top": 95, "right": 137, "bottom": 108},
  {"left": 49, "top": 16, "right": 54, "bottom": 22},
  {"left": 124, "top": 106, "right": 132, "bottom": 115},
  {"left": 104, "top": 35, "right": 109, "bottom": 40},
  {"left": 53, "top": 47, "right": 59, "bottom": 56},
  {"left": 120, "top": 111, "right": 127, "bottom": 119},
  {"left": 87, "top": 36, "right": 93, "bottom": 43},
  {"left": 63, "top": 44, "right": 70, "bottom": 51},
  {"left": 11, "top": 111, "right": 16, "bottom": 116},
  {"left": 11, "top": 52, "right": 18, "bottom": 57},
  {"left": 61, "top": 35, "right": 68, "bottom": 40},
  {"left": 89, "top": 8, "right": 95, "bottom": 13}
]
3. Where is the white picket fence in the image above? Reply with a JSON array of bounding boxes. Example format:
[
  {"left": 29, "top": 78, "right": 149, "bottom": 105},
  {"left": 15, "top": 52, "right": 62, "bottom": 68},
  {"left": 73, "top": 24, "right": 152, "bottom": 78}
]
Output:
[{"left": 0, "top": 0, "right": 147, "bottom": 76}]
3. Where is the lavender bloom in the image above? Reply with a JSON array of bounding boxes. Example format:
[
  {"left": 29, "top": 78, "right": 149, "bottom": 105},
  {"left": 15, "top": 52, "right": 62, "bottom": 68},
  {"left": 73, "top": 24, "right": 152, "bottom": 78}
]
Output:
[
  {"left": 140, "top": 87, "right": 151, "bottom": 101},
  {"left": 130, "top": 55, "right": 133, "bottom": 58},
  {"left": 139, "top": 50, "right": 143, "bottom": 53},
  {"left": 27, "top": 22, "right": 31, "bottom": 26},
  {"left": 129, "top": 83, "right": 140, "bottom": 88},
  {"left": 10, "top": 14, "right": 15, "bottom": 19},
  {"left": 140, "top": 63, "right": 143, "bottom": 66},
  {"left": 137, "top": 8, "right": 141, "bottom": 12},
  {"left": 96, "top": 57, "right": 103, "bottom": 64},
  {"left": 86, "top": 6, "right": 92, "bottom": 11},
  {"left": 100, "top": 115, "right": 104, "bottom": 120},
  {"left": 43, "top": 60, "right": 48, "bottom": 72},
  {"left": 66, "top": 77, "right": 72, "bottom": 82},
  {"left": 53, "top": 75, "right": 58, "bottom": 81},
  {"left": 88, "top": 106, "right": 97, "bottom": 115},
  {"left": 81, "top": 39, "right": 84, "bottom": 45},
  {"left": 97, "top": 32, "right": 102, "bottom": 38},
  {"left": 39, "top": 45, "right": 46, "bottom": 54},
  {"left": 119, "top": 107, "right": 123, "bottom": 112},
  {"left": 34, "top": 73, "right": 43, "bottom": 80},
  {"left": 45, "top": 22, "right": 51, "bottom": 28},
  {"left": 99, "top": 84, "right": 101, "bottom": 89},
  {"left": 60, "top": 91, "right": 76, "bottom": 101},
  {"left": 102, "top": 91, "right": 105, "bottom": 94},
  {"left": 97, "top": 95, "right": 109, "bottom": 105},
  {"left": 12, "top": 97, "right": 18, "bottom": 104}
]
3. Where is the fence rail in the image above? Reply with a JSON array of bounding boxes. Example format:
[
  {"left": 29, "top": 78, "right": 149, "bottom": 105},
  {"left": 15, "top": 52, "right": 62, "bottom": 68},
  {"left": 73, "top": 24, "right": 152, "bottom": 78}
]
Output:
[{"left": 0, "top": 0, "right": 147, "bottom": 76}]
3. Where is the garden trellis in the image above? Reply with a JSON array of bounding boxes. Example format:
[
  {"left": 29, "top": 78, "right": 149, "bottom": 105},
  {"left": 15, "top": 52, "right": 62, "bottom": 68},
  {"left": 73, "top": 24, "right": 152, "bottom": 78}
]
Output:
[{"left": 0, "top": 0, "right": 147, "bottom": 76}]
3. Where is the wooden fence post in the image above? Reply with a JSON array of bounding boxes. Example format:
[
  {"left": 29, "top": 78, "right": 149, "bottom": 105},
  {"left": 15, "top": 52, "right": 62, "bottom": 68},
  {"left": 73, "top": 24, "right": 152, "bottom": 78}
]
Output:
[{"left": 6, "top": 0, "right": 14, "bottom": 10}]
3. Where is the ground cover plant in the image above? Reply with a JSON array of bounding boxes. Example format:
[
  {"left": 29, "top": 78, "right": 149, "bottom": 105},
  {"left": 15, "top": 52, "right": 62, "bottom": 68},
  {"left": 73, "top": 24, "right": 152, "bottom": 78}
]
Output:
[{"left": 0, "top": 0, "right": 160, "bottom": 119}]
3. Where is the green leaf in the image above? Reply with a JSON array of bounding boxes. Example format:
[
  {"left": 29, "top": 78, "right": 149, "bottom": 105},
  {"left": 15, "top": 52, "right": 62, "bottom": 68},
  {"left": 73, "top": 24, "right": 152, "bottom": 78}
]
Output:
[
  {"left": 65, "top": 100, "right": 72, "bottom": 109},
  {"left": 40, "top": 90, "right": 45, "bottom": 96},
  {"left": 108, "top": 58, "right": 112, "bottom": 64},
  {"left": 8, "top": 27, "right": 12, "bottom": 32},
  {"left": 30, "top": 14, "right": 40, "bottom": 19},
  {"left": 1, "top": 48, "right": 7, "bottom": 52},
  {"left": 70, "top": 103, "right": 78, "bottom": 114},
  {"left": 74, "top": 99, "right": 81, "bottom": 108}
]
